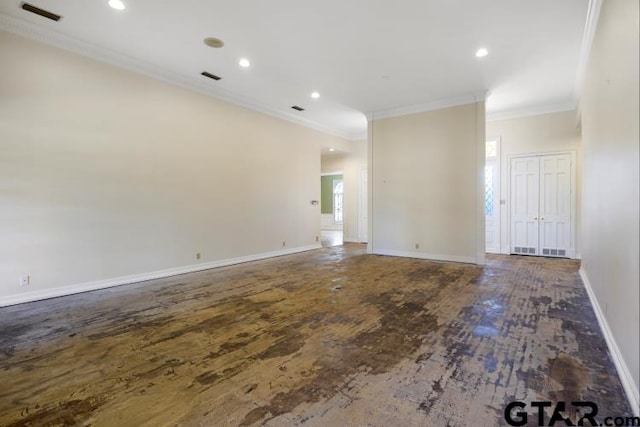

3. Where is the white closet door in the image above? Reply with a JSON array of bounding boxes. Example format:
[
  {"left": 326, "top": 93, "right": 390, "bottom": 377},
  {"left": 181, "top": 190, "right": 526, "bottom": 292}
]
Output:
[
  {"left": 511, "top": 157, "right": 540, "bottom": 255},
  {"left": 539, "top": 154, "right": 572, "bottom": 257}
]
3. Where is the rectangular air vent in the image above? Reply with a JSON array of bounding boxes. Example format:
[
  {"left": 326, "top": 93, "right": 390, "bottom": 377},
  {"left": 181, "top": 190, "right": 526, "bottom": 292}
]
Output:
[
  {"left": 201, "top": 71, "right": 221, "bottom": 81},
  {"left": 513, "top": 246, "right": 536, "bottom": 255},
  {"left": 21, "top": 2, "right": 62, "bottom": 21},
  {"left": 291, "top": 105, "right": 305, "bottom": 111},
  {"left": 542, "top": 248, "right": 568, "bottom": 258}
]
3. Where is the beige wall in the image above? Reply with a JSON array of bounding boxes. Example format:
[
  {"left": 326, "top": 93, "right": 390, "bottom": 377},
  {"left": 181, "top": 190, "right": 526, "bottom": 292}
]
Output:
[
  {"left": 369, "top": 102, "right": 485, "bottom": 263},
  {"left": 487, "top": 111, "right": 582, "bottom": 255},
  {"left": 0, "top": 31, "right": 348, "bottom": 305},
  {"left": 321, "top": 139, "right": 367, "bottom": 242},
  {"left": 579, "top": 0, "right": 639, "bottom": 409}
]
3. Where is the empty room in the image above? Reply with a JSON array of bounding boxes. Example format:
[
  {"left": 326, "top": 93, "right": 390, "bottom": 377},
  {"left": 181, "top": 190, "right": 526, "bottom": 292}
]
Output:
[{"left": 1, "top": 0, "right": 638, "bottom": 426}]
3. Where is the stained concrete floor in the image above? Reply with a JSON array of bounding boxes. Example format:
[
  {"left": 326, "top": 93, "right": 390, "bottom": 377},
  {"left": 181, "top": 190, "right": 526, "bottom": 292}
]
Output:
[{"left": 0, "top": 244, "right": 632, "bottom": 426}]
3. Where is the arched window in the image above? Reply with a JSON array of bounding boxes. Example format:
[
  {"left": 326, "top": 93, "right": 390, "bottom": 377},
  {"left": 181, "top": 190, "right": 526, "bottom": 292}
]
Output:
[{"left": 333, "top": 180, "right": 344, "bottom": 223}]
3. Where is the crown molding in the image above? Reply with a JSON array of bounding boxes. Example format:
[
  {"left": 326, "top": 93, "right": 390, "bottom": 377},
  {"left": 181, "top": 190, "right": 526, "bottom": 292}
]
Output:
[
  {"left": 574, "top": 0, "right": 603, "bottom": 102},
  {"left": 486, "top": 101, "right": 576, "bottom": 122},
  {"left": 0, "top": 13, "right": 361, "bottom": 141},
  {"left": 366, "top": 90, "right": 489, "bottom": 121},
  {"left": 349, "top": 131, "right": 368, "bottom": 141}
]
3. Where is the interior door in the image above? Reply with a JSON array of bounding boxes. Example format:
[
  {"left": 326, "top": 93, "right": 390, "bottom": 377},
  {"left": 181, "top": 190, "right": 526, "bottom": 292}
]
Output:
[
  {"left": 510, "top": 156, "right": 540, "bottom": 255},
  {"left": 510, "top": 153, "right": 573, "bottom": 257},
  {"left": 539, "top": 154, "right": 572, "bottom": 257}
]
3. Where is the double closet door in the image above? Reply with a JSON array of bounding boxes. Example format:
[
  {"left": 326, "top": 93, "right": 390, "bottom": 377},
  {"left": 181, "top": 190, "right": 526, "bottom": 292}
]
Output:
[{"left": 510, "top": 153, "right": 574, "bottom": 258}]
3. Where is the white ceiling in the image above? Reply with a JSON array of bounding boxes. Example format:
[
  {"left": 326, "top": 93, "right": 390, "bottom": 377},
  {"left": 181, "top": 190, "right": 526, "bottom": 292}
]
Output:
[{"left": 0, "top": 0, "right": 590, "bottom": 140}]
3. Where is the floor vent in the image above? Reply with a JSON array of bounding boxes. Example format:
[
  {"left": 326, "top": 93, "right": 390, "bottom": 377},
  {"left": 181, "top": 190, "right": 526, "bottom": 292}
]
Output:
[
  {"left": 20, "top": 2, "right": 62, "bottom": 21},
  {"left": 513, "top": 246, "right": 536, "bottom": 255},
  {"left": 542, "top": 248, "right": 567, "bottom": 257}
]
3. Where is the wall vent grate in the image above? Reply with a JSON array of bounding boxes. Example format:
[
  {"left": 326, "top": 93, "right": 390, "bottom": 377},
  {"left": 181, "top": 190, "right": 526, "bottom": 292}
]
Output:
[
  {"left": 513, "top": 246, "right": 536, "bottom": 255},
  {"left": 20, "top": 2, "right": 62, "bottom": 21},
  {"left": 542, "top": 248, "right": 568, "bottom": 258},
  {"left": 201, "top": 71, "right": 221, "bottom": 81}
]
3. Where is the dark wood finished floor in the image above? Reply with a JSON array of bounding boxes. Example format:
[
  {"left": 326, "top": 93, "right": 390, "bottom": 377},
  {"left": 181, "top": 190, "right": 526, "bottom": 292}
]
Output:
[{"left": 0, "top": 244, "right": 632, "bottom": 426}]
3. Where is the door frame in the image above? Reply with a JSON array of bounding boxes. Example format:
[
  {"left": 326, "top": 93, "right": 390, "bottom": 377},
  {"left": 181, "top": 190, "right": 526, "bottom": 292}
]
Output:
[
  {"left": 320, "top": 171, "right": 344, "bottom": 232},
  {"left": 485, "top": 137, "right": 502, "bottom": 254},
  {"left": 358, "top": 168, "right": 368, "bottom": 243},
  {"left": 507, "top": 150, "right": 577, "bottom": 259}
]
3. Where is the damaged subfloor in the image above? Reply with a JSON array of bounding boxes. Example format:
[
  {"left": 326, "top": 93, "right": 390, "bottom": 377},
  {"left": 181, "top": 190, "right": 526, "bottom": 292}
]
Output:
[{"left": 0, "top": 244, "right": 632, "bottom": 426}]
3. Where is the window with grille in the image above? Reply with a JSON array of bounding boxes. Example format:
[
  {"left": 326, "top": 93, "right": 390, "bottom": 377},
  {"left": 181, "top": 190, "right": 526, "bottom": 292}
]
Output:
[
  {"left": 485, "top": 139, "right": 498, "bottom": 217},
  {"left": 333, "top": 180, "right": 344, "bottom": 223},
  {"left": 485, "top": 165, "right": 494, "bottom": 216},
  {"left": 486, "top": 139, "right": 497, "bottom": 158}
]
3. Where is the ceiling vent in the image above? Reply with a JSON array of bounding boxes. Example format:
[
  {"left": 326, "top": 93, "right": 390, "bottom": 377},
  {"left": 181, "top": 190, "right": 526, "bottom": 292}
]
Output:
[
  {"left": 20, "top": 2, "right": 62, "bottom": 22},
  {"left": 201, "top": 71, "right": 221, "bottom": 81},
  {"left": 291, "top": 106, "right": 305, "bottom": 111}
]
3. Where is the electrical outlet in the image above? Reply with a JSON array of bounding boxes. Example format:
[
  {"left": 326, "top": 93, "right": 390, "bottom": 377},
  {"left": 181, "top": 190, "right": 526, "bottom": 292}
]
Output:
[
  {"left": 415, "top": 243, "right": 420, "bottom": 250},
  {"left": 316, "top": 236, "right": 319, "bottom": 242},
  {"left": 196, "top": 252, "right": 201, "bottom": 260},
  {"left": 282, "top": 241, "right": 286, "bottom": 247},
  {"left": 19, "top": 275, "right": 30, "bottom": 286}
]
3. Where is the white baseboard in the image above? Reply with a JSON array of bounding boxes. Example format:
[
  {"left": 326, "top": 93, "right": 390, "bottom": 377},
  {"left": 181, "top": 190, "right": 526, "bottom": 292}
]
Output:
[
  {"left": 1, "top": 244, "right": 322, "bottom": 307},
  {"left": 579, "top": 268, "right": 640, "bottom": 416},
  {"left": 373, "top": 249, "right": 476, "bottom": 265}
]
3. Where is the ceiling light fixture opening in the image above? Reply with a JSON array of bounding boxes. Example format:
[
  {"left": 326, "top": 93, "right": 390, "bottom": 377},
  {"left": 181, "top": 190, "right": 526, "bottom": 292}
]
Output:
[
  {"left": 475, "top": 48, "right": 488, "bottom": 58},
  {"left": 311, "top": 92, "right": 320, "bottom": 99},
  {"left": 239, "top": 58, "right": 250, "bottom": 68},
  {"left": 204, "top": 37, "right": 224, "bottom": 48},
  {"left": 108, "top": 0, "right": 125, "bottom": 10},
  {"left": 329, "top": 148, "right": 335, "bottom": 152}
]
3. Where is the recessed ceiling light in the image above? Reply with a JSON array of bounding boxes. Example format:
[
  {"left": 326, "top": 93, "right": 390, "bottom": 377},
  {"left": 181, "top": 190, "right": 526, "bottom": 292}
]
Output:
[
  {"left": 108, "top": 0, "right": 125, "bottom": 10},
  {"left": 311, "top": 92, "right": 320, "bottom": 99},
  {"left": 475, "top": 48, "right": 489, "bottom": 58},
  {"left": 329, "top": 148, "right": 335, "bottom": 152},
  {"left": 239, "top": 58, "right": 250, "bottom": 68},
  {"left": 203, "top": 37, "right": 224, "bottom": 48}
]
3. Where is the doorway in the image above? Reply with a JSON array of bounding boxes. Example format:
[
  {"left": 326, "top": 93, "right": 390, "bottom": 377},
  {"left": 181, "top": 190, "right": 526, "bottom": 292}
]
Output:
[
  {"left": 509, "top": 152, "right": 575, "bottom": 258},
  {"left": 320, "top": 172, "right": 344, "bottom": 247}
]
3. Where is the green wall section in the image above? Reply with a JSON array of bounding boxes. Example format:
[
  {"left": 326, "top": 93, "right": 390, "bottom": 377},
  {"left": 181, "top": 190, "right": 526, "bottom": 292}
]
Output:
[{"left": 321, "top": 175, "right": 342, "bottom": 214}]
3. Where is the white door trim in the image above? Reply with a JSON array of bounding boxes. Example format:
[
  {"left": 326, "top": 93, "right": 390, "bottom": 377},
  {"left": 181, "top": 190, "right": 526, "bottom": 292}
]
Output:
[
  {"left": 485, "top": 137, "right": 501, "bottom": 254},
  {"left": 358, "top": 168, "right": 368, "bottom": 243}
]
